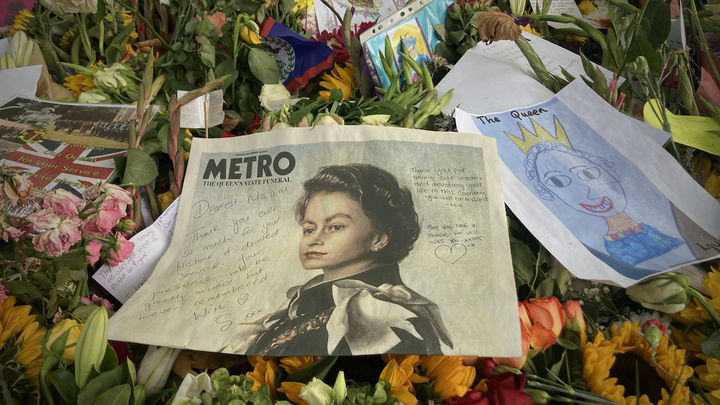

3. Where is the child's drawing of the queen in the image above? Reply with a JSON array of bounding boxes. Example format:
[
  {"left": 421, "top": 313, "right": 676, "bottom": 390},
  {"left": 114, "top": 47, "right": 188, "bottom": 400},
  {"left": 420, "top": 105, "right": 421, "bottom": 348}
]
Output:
[{"left": 505, "top": 117, "right": 686, "bottom": 267}]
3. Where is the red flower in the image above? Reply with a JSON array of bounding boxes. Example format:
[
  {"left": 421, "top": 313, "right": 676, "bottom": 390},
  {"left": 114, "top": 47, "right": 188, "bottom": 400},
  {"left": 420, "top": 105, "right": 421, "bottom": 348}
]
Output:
[
  {"left": 442, "top": 389, "right": 490, "bottom": 405},
  {"left": 313, "top": 22, "right": 375, "bottom": 64},
  {"left": 486, "top": 372, "right": 532, "bottom": 405}
]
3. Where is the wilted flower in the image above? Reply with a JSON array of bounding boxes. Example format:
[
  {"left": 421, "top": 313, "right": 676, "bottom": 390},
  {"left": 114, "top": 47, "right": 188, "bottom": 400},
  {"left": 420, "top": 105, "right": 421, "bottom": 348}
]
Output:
[
  {"left": 78, "top": 89, "right": 113, "bottom": 104},
  {"left": 28, "top": 208, "right": 83, "bottom": 257},
  {"left": 0, "top": 283, "right": 8, "bottom": 302},
  {"left": 259, "top": 83, "right": 292, "bottom": 110},
  {"left": 85, "top": 240, "right": 102, "bottom": 265},
  {"left": 42, "top": 189, "right": 82, "bottom": 217},
  {"left": 80, "top": 294, "right": 114, "bottom": 311},
  {"left": 626, "top": 273, "right": 690, "bottom": 313}
]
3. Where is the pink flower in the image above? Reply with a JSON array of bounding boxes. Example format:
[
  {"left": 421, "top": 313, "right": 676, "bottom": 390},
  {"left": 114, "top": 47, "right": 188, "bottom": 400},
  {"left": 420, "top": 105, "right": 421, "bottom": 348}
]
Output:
[
  {"left": 82, "top": 183, "right": 102, "bottom": 201},
  {"left": 1, "top": 224, "right": 23, "bottom": 242},
  {"left": 82, "top": 199, "right": 125, "bottom": 236},
  {"left": 85, "top": 240, "right": 103, "bottom": 265},
  {"left": 32, "top": 215, "right": 83, "bottom": 257},
  {"left": 2, "top": 174, "right": 33, "bottom": 206},
  {"left": 641, "top": 319, "right": 667, "bottom": 335},
  {"left": 81, "top": 294, "right": 114, "bottom": 311},
  {"left": 43, "top": 189, "right": 83, "bottom": 217},
  {"left": 0, "top": 283, "right": 8, "bottom": 302},
  {"left": 83, "top": 183, "right": 133, "bottom": 213},
  {"left": 107, "top": 235, "right": 134, "bottom": 266},
  {"left": 27, "top": 207, "right": 62, "bottom": 230},
  {"left": 52, "top": 307, "right": 63, "bottom": 324},
  {"left": 24, "top": 257, "right": 43, "bottom": 272}
]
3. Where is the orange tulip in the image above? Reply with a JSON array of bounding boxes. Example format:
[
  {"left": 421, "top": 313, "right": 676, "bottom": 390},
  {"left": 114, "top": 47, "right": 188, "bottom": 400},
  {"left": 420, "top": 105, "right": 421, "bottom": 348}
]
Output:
[
  {"left": 525, "top": 297, "right": 565, "bottom": 337},
  {"left": 562, "top": 300, "right": 586, "bottom": 332}
]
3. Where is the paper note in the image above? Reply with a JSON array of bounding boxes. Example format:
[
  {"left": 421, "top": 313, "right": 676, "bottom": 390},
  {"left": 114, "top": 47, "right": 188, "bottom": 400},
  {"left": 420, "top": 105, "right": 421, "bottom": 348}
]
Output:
[
  {"left": 93, "top": 198, "right": 180, "bottom": 303},
  {"left": 544, "top": 0, "right": 604, "bottom": 29},
  {"left": 643, "top": 100, "right": 720, "bottom": 155},
  {"left": 469, "top": 32, "right": 621, "bottom": 86},
  {"left": 0, "top": 67, "right": 42, "bottom": 103},
  {"left": 179, "top": 90, "right": 224, "bottom": 128}
]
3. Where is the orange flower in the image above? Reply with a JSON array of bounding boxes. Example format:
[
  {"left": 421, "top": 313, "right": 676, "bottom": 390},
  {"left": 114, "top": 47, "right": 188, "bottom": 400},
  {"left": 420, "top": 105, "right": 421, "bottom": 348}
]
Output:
[
  {"left": 562, "top": 299, "right": 586, "bottom": 332},
  {"left": 246, "top": 356, "right": 280, "bottom": 396},
  {"left": 280, "top": 356, "right": 315, "bottom": 374},
  {"left": 380, "top": 355, "right": 429, "bottom": 405},
  {"left": 279, "top": 381, "right": 308, "bottom": 405},
  {"left": 418, "top": 356, "right": 476, "bottom": 400},
  {"left": 525, "top": 296, "right": 565, "bottom": 337}
]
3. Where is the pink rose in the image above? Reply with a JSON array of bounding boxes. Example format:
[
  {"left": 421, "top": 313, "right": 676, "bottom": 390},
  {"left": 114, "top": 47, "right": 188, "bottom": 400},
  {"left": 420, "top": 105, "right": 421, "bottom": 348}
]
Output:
[
  {"left": 102, "top": 184, "right": 133, "bottom": 213},
  {"left": 43, "top": 189, "right": 83, "bottom": 217},
  {"left": 0, "top": 283, "right": 8, "bottom": 302},
  {"left": 2, "top": 174, "right": 32, "bottom": 206},
  {"left": 85, "top": 240, "right": 103, "bottom": 265},
  {"left": 80, "top": 294, "right": 114, "bottom": 311},
  {"left": 33, "top": 216, "right": 83, "bottom": 257},
  {"left": 27, "top": 208, "right": 62, "bottom": 230},
  {"left": 82, "top": 200, "right": 124, "bottom": 236},
  {"left": 107, "top": 235, "right": 134, "bottom": 266},
  {"left": 1, "top": 224, "right": 22, "bottom": 242},
  {"left": 83, "top": 183, "right": 102, "bottom": 201}
]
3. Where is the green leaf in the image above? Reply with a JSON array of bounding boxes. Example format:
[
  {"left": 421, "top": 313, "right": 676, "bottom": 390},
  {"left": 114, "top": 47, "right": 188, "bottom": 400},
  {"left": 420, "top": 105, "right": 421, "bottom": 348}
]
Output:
[
  {"left": 113, "top": 155, "right": 127, "bottom": 181},
  {"left": 556, "top": 337, "right": 580, "bottom": 350},
  {"left": 185, "top": 18, "right": 199, "bottom": 35},
  {"left": 94, "top": 0, "right": 107, "bottom": 23},
  {"left": 99, "top": 343, "right": 119, "bottom": 373},
  {"left": 95, "top": 384, "right": 132, "bottom": 405},
  {"left": 286, "top": 356, "right": 338, "bottom": 383},
  {"left": 141, "top": 138, "right": 163, "bottom": 156},
  {"left": 639, "top": 0, "right": 671, "bottom": 49},
  {"left": 215, "top": 58, "right": 239, "bottom": 92},
  {"left": 702, "top": 329, "right": 720, "bottom": 360},
  {"left": 195, "top": 19, "right": 217, "bottom": 38},
  {"left": 248, "top": 48, "right": 280, "bottom": 84},
  {"left": 290, "top": 100, "right": 321, "bottom": 125},
  {"left": 123, "top": 148, "right": 159, "bottom": 187},
  {"left": 448, "top": 30, "right": 466, "bottom": 45},
  {"left": 4, "top": 280, "right": 36, "bottom": 294},
  {"left": 199, "top": 39, "right": 216, "bottom": 68},
  {"left": 434, "top": 24, "right": 448, "bottom": 42},
  {"left": 49, "top": 369, "right": 80, "bottom": 404},
  {"left": 249, "top": 384, "right": 273, "bottom": 405},
  {"left": 510, "top": 237, "right": 535, "bottom": 286},
  {"left": 77, "top": 364, "right": 128, "bottom": 405},
  {"left": 157, "top": 123, "right": 170, "bottom": 154},
  {"left": 534, "top": 277, "right": 555, "bottom": 298}
]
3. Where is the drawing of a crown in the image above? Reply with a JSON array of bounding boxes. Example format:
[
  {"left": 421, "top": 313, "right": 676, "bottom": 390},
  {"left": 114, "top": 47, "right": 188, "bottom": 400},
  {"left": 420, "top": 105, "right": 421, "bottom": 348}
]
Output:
[{"left": 504, "top": 117, "right": 572, "bottom": 155}]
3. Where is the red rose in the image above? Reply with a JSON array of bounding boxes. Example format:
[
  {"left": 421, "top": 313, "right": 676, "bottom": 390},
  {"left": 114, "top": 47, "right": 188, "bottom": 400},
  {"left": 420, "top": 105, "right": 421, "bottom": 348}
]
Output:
[
  {"left": 443, "top": 389, "right": 491, "bottom": 405},
  {"left": 486, "top": 372, "right": 533, "bottom": 405}
]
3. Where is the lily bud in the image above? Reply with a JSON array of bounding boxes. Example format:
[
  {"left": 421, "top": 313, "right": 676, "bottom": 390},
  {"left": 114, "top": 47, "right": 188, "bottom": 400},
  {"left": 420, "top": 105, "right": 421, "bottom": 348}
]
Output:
[
  {"left": 626, "top": 273, "right": 690, "bottom": 314},
  {"left": 74, "top": 305, "right": 109, "bottom": 390},
  {"left": 299, "top": 378, "right": 334, "bottom": 405},
  {"left": 333, "top": 371, "right": 347, "bottom": 405},
  {"left": 136, "top": 346, "right": 182, "bottom": 395}
]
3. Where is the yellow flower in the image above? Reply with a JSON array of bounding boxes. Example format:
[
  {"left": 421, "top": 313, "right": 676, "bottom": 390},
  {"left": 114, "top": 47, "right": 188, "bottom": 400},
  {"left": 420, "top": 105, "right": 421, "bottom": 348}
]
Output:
[
  {"left": 60, "top": 24, "right": 79, "bottom": 50},
  {"left": 64, "top": 73, "right": 97, "bottom": 98},
  {"left": 319, "top": 63, "right": 355, "bottom": 101},
  {"left": 418, "top": 356, "right": 475, "bottom": 400},
  {"left": 380, "top": 355, "right": 429, "bottom": 405},
  {"left": 566, "top": 34, "right": 587, "bottom": 44},
  {"left": 246, "top": 356, "right": 280, "bottom": 396},
  {"left": 292, "top": 0, "right": 314, "bottom": 13},
  {"left": 669, "top": 325, "right": 705, "bottom": 356},
  {"left": 280, "top": 356, "right": 315, "bottom": 374},
  {"left": 519, "top": 24, "right": 542, "bottom": 38},
  {"left": 0, "top": 296, "right": 46, "bottom": 389},
  {"left": 578, "top": 0, "right": 596, "bottom": 15},
  {"left": 119, "top": 10, "right": 139, "bottom": 43},
  {"left": 45, "top": 319, "right": 83, "bottom": 364},
  {"left": 676, "top": 265, "right": 720, "bottom": 326},
  {"left": 696, "top": 355, "right": 720, "bottom": 395},
  {"left": 278, "top": 381, "right": 308, "bottom": 405},
  {"left": 9, "top": 9, "right": 34, "bottom": 37},
  {"left": 581, "top": 321, "right": 692, "bottom": 405},
  {"left": 692, "top": 157, "right": 720, "bottom": 198}
]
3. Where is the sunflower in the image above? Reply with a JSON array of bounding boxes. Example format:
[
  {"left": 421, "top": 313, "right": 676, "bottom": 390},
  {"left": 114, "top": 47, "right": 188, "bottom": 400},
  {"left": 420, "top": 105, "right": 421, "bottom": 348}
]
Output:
[
  {"left": 278, "top": 381, "right": 308, "bottom": 405},
  {"left": 0, "top": 296, "right": 46, "bottom": 392},
  {"left": 64, "top": 73, "right": 97, "bottom": 98},
  {"left": 319, "top": 63, "right": 355, "bottom": 101},
  {"left": 692, "top": 157, "right": 720, "bottom": 198},
  {"left": 580, "top": 321, "right": 692, "bottom": 405},
  {"left": 519, "top": 24, "right": 542, "bottom": 38},
  {"left": 417, "top": 356, "right": 476, "bottom": 400},
  {"left": 9, "top": 9, "right": 34, "bottom": 37},
  {"left": 280, "top": 356, "right": 315, "bottom": 374},
  {"left": 119, "top": 10, "right": 139, "bottom": 44},
  {"left": 695, "top": 355, "right": 720, "bottom": 401},
  {"left": 59, "top": 24, "right": 79, "bottom": 50},
  {"left": 246, "top": 356, "right": 280, "bottom": 396},
  {"left": 380, "top": 355, "right": 429, "bottom": 405}
]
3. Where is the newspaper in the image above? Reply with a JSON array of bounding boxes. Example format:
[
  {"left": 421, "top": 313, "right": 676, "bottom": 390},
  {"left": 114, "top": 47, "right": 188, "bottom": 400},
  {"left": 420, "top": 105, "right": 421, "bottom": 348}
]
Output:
[{"left": 108, "top": 126, "right": 521, "bottom": 357}]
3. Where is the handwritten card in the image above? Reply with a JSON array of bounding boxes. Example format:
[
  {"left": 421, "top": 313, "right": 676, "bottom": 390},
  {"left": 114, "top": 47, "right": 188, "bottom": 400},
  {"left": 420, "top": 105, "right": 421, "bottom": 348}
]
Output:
[
  {"left": 93, "top": 198, "right": 180, "bottom": 303},
  {"left": 643, "top": 100, "right": 720, "bottom": 155},
  {"left": 469, "top": 31, "right": 621, "bottom": 87},
  {"left": 108, "top": 126, "right": 521, "bottom": 357}
]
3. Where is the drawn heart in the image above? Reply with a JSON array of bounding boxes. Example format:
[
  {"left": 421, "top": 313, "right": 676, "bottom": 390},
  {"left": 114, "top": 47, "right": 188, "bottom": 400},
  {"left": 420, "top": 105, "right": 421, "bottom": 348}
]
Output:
[{"left": 434, "top": 244, "right": 467, "bottom": 264}]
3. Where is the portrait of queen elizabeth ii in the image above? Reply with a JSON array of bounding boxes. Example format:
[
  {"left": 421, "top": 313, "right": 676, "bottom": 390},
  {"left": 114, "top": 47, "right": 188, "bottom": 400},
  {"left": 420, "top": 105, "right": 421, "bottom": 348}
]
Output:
[
  {"left": 504, "top": 117, "right": 687, "bottom": 270},
  {"left": 228, "top": 163, "right": 453, "bottom": 356}
]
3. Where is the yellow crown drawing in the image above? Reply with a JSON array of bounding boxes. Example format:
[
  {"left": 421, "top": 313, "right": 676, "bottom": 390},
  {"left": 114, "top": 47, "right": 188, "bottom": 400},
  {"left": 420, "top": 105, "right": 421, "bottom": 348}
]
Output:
[{"left": 504, "top": 117, "right": 572, "bottom": 155}]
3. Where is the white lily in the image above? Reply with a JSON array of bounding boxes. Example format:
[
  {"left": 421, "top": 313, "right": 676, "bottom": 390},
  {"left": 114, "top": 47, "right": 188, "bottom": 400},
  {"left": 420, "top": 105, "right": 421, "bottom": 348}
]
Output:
[{"left": 136, "top": 346, "right": 181, "bottom": 395}]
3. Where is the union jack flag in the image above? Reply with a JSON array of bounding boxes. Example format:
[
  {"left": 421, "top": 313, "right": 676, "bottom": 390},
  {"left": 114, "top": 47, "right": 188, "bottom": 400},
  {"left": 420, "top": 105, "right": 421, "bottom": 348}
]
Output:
[{"left": 0, "top": 139, "right": 126, "bottom": 197}]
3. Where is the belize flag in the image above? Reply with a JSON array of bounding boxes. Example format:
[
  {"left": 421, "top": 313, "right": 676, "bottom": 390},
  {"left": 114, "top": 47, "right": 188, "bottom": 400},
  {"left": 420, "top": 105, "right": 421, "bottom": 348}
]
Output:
[{"left": 260, "top": 18, "right": 334, "bottom": 93}]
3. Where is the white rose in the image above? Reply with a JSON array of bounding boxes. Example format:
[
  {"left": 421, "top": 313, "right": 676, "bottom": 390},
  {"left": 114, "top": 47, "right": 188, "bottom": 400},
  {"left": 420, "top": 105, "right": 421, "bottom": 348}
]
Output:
[
  {"left": 299, "top": 378, "right": 334, "bottom": 405},
  {"left": 258, "top": 82, "right": 291, "bottom": 110}
]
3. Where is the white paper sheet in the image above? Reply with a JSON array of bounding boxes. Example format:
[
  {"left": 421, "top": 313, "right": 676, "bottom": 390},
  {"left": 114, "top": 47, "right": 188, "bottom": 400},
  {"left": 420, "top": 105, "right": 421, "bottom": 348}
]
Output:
[
  {"left": 468, "top": 31, "right": 621, "bottom": 86},
  {"left": 93, "top": 198, "right": 180, "bottom": 303},
  {"left": 0, "top": 65, "right": 41, "bottom": 104},
  {"left": 456, "top": 80, "right": 720, "bottom": 287},
  {"left": 543, "top": 0, "right": 604, "bottom": 29},
  {"left": 314, "top": 0, "right": 402, "bottom": 33}
]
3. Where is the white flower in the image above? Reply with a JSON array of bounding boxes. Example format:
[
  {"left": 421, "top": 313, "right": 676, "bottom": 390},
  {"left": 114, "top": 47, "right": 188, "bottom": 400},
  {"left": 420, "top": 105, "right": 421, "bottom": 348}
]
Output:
[
  {"left": 171, "top": 372, "right": 216, "bottom": 405},
  {"left": 137, "top": 346, "right": 181, "bottom": 395},
  {"left": 258, "top": 82, "right": 291, "bottom": 110},
  {"left": 78, "top": 89, "right": 112, "bottom": 104},
  {"left": 299, "top": 378, "right": 334, "bottom": 405},
  {"left": 360, "top": 114, "right": 391, "bottom": 126}
]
